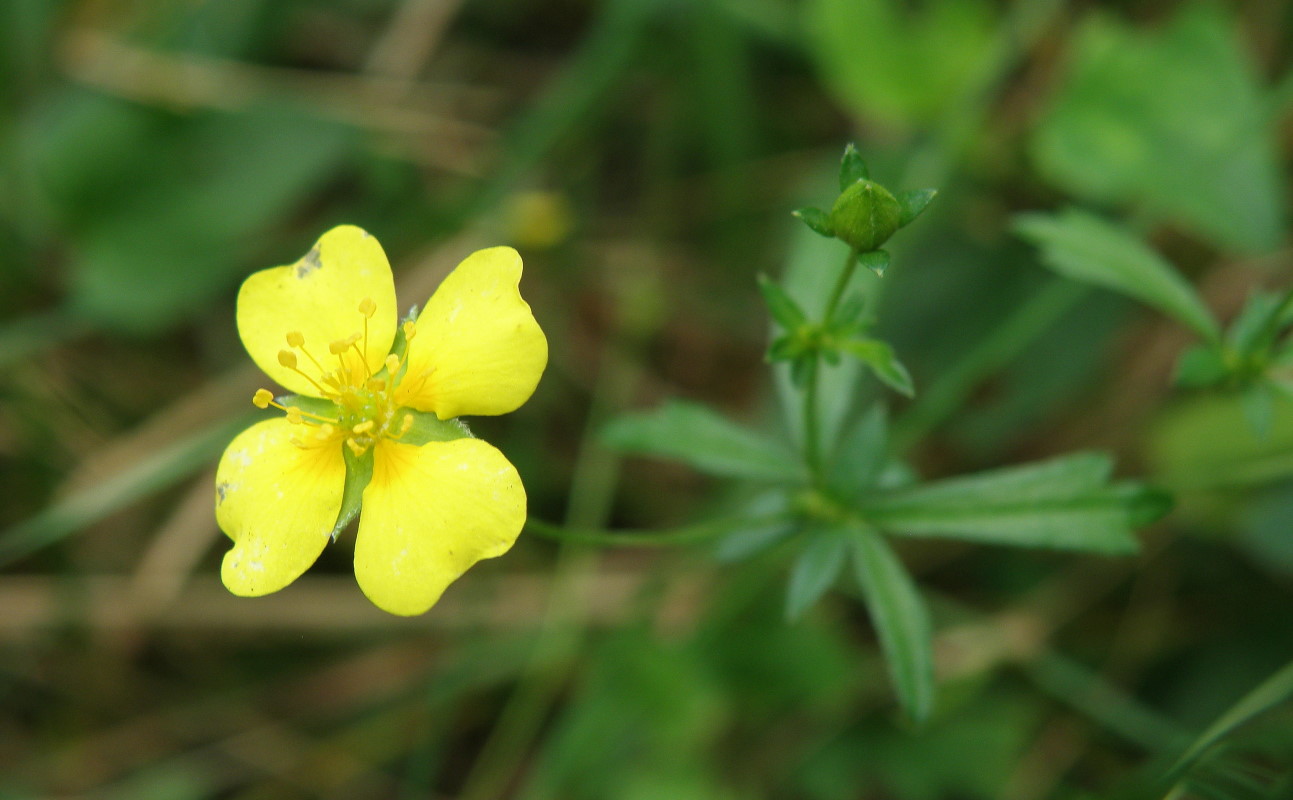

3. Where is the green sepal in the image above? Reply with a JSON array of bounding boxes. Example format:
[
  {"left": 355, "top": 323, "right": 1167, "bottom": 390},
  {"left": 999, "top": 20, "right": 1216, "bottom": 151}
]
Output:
[
  {"left": 857, "top": 249, "right": 890, "bottom": 277},
  {"left": 275, "top": 394, "right": 342, "bottom": 419},
  {"left": 332, "top": 444, "right": 374, "bottom": 540},
  {"left": 401, "top": 410, "right": 473, "bottom": 446},
  {"left": 1173, "top": 344, "right": 1228, "bottom": 388},
  {"left": 838, "top": 142, "right": 870, "bottom": 189},
  {"left": 792, "top": 207, "right": 835, "bottom": 238},
  {"left": 386, "top": 304, "right": 421, "bottom": 364},
  {"left": 757, "top": 275, "right": 808, "bottom": 331},
  {"left": 896, "top": 189, "right": 937, "bottom": 227},
  {"left": 785, "top": 524, "right": 850, "bottom": 621},
  {"left": 838, "top": 338, "right": 915, "bottom": 397}
]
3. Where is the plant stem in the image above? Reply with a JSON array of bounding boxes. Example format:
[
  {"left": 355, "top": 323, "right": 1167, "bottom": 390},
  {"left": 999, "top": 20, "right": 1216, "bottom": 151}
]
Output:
[{"left": 802, "top": 247, "right": 860, "bottom": 484}]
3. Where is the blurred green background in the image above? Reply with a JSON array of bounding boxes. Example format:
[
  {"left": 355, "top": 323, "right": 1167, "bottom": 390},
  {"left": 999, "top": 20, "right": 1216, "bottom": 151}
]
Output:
[{"left": 2, "top": 0, "right": 1293, "bottom": 797}]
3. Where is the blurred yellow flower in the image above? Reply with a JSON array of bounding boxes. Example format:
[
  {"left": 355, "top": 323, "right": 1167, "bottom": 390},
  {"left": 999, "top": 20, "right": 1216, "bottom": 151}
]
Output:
[{"left": 214, "top": 225, "right": 547, "bottom": 615}]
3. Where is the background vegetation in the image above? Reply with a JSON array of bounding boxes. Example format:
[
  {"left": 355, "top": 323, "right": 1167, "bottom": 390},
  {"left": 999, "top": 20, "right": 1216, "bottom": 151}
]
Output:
[{"left": 2, "top": 0, "right": 1292, "bottom": 797}]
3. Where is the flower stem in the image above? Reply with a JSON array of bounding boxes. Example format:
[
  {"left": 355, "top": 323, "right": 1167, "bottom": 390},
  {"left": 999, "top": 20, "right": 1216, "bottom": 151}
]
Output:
[{"left": 802, "top": 247, "right": 860, "bottom": 484}]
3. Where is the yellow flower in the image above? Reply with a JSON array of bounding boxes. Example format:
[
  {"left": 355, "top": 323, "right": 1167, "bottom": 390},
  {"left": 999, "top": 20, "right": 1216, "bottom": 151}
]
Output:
[{"left": 214, "top": 225, "right": 547, "bottom": 615}]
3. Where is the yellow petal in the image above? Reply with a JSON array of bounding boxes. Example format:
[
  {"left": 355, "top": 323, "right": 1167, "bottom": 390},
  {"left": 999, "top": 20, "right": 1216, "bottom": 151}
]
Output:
[
  {"left": 396, "top": 246, "right": 547, "bottom": 419},
  {"left": 216, "top": 418, "right": 346, "bottom": 597},
  {"left": 354, "top": 438, "right": 526, "bottom": 616},
  {"left": 238, "top": 225, "right": 398, "bottom": 397}
]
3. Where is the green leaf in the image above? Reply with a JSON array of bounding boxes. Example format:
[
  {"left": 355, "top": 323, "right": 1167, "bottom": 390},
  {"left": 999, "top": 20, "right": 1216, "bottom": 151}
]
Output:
[
  {"left": 758, "top": 274, "right": 808, "bottom": 331},
  {"left": 863, "top": 452, "right": 1152, "bottom": 553},
  {"left": 1029, "top": 3, "right": 1285, "bottom": 254},
  {"left": 827, "top": 403, "right": 889, "bottom": 501},
  {"left": 1226, "top": 289, "right": 1289, "bottom": 356},
  {"left": 1173, "top": 344, "right": 1228, "bottom": 388},
  {"left": 714, "top": 494, "right": 797, "bottom": 562},
  {"left": 856, "top": 249, "right": 890, "bottom": 277},
  {"left": 850, "top": 525, "right": 935, "bottom": 724},
  {"left": 602, "top": 400, "right": 806, "bottom": 482},
  {"left": 785, "top": 526, "right": 850, "bottom": 620},
  {"left": 838, "top": 142, "right": 870, "bottom": 189},
  {"left": 1015, "top": 208, "right": 1220, "bottom": 342},
  {"left": 806, "top": 0, "right": 996, "bottom": 128},
  {"left": 1166, "top": 658, "right": 1293, "bottom": 783},
  {"left": 792, "top": 206, "right": 835, "bottom": 237},
  {"left": 838, "top": 338, "right": 914, "bottom": 397},
  {"left": 332, "top": 445, "right": 374, "bottom": 539},
  {"left": 1240, "top": 381, "right": 1275, "bottom": 438},
  {"left": 896, "top": 189, "right": 937, "bottom": 226}
]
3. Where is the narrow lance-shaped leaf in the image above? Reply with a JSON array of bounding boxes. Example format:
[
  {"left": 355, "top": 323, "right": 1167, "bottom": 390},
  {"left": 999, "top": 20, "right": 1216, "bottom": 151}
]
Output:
[
  {"left": 757, "top": 275, "right": 808, "bottom": 331},
  {"left": 850, "top": 524, "right": 935, "bottom": 724},
  {"left": 785, "top": 525, "right": 850, "bottom": 620},
  {"left": 839, "top": 142, "right": 869, "bottom": 189},
  {"left": 863, "top": 452, "right": 1165, "bottom": 553},
  {"left": 602, "top": 399, "right": 806, "bottom": 482},
  {"left": 1166, "top": 657, "right": 1293, "bottom": 783},
  {"left": 1015, "top": 209, "right": 1220, "bottom": 342},
  {"left": 838, "top": 338, "right": 914, "bottom": 397}
]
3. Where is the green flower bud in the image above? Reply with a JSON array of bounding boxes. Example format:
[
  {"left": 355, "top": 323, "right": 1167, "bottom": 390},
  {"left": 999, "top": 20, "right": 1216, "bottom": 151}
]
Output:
[{"left": 828, "top": 179, "right": 902, "bottom": 253}]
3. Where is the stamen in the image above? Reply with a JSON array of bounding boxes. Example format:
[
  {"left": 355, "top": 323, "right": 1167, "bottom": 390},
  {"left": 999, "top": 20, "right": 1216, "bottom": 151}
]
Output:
[
  {"left": 360, "top": 301, "right": 374, "bottom": 377},
  {"left": 346, "top": 438, "right": 368, "bottom": 457},
  {"left": 366, "top": 378, "right": 386, "bottom": 392},
  {"left": 385, "top": 354, "right": 400, "bottom": 375},
  {"left": 278, "top": 350, "right": 298, "bottom": 369},
  {"left": 252, "top": 389, "right": 274, "bottom": 409},
  {"left": 286, "top": 331, "right": 305, "bottom": 348},
  {"left": 403, "top": 320, "right": 417, "bottom": 340},
  {"left": 286, "top": 406, "right": 304, "bottom": 424},
  {"left": 352, "top": 420, "right": 375, "bottom": 435}
]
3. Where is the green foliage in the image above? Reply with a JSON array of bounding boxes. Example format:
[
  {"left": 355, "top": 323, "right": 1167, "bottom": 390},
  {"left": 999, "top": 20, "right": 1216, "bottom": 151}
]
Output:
[
  {"left": 785, "top": 525, "right": 850, "bottom": 621},
  {"left": 850, "top": 524, "right": 934, "bottom": 724},
  {"left": 1015, "top": 208, "right": 1219, "bottom": 341},
  {"left": 602, "top": 400, "right": 805, "bottom": 482},
  {"left": 805, "top": 0, "right": 997, "bottom": 127},
  {"left": 30, "top": 97, "right": 354, "bottom": 332},
  {"left": 1030, "top": 1, "right": 1285, "bottom": 253},
  {"left": 864, "top": 453, "right": 1162, "bottom": 554}
]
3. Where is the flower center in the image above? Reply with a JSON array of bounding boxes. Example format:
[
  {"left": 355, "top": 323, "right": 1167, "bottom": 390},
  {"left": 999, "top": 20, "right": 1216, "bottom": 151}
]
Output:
[{"left": 251, "top": 298, "right": 424, "bottom": 456}]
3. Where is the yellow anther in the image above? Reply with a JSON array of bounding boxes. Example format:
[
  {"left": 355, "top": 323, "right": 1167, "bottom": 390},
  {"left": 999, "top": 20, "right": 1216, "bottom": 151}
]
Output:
[
  {"left": 286, "top": 406, "right": 304, "bottom": 424},
  {"left": 385, "top": 354, "right": 400, "bottom": 374},
  {"left": 252, "top": 389, "right": 274, "bottom": 409},
  {"left": 316, "top": 423, "right": 336, "bottom": 440},
  {"left": 286, "top": 331, "right": 305, "bottom": 348},
  {"left": 352, "top": 420, "right": 375, "bottom": 435},
  {"left": 277, "top": 349, "right": 298, "bottom": 369},
  {"left": 346, "top": 438, "right": 368, "bottom": 457},
  {"left": 399, "top": 414, "right": 414, "bottom": 435},
  {"left": 366, "top": 377, "right": 386, "bottom": 392},
  {"left": 403, "top": 320, "right": 417, "bottom": 340},
  {"left": 358, "top": 297, "right": 377, "bottom": 318},
  {"left": 329, "top": 338, "right": 349, "bottom": 355}
]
